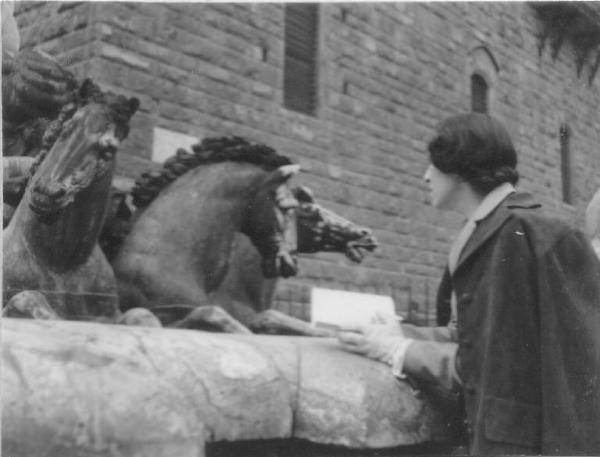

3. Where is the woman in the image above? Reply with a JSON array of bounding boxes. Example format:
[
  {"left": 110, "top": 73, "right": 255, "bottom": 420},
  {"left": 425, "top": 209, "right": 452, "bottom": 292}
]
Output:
[{"left": 338, "top": 113, "right": 600, "bottom": 455}]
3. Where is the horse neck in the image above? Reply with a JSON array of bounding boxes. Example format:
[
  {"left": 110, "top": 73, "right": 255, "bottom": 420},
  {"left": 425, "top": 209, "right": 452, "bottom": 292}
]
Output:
[
  {"left": 128, "top": 162, "right": 265, "bottom": 291},
  {"left": 216, "top": 233, "right": 277, "bottom": 312},
  {"left": 14, "top": 176, "right": 112, "bottom": 271}
]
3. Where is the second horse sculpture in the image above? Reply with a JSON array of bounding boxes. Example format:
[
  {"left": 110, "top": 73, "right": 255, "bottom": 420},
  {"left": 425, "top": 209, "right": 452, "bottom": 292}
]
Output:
[
  {"left": 110, "top": 139, "right": 377, "bottom": 334},
  {"left": 112, "top": 137, "right": 301, "bottom": 325},
  {"left": 124, "top": 183, "right": 377, "bottom": 334}
]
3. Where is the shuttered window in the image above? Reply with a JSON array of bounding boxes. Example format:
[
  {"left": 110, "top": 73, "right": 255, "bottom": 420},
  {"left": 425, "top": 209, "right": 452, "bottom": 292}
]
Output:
[
  {"left": 284, "top": 4, "right": 318, "bottom": 115},
  {"left": 471, "top": 74, "right": 488, "bottom": 113}
]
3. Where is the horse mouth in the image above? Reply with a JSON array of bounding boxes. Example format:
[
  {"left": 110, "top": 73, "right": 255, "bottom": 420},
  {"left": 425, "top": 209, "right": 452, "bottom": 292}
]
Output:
[
  {"left": 262, "top": 251, "right": 298, "bottom": 278},
  {"left": 345, "top": 234, "right": 378, "bottom": 263},
  {"left": 29, "top": 192, "right": 71, "bottom": 224},
  {"left": 27, "top": 147, "right": 108, "bottom": 223}
]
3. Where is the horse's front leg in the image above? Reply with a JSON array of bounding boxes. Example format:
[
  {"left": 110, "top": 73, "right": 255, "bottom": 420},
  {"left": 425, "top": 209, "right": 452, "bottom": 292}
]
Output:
[
  {"left": 173, "top": 305, "right": 252, "bottom": 334},
  {"left": 250, "top": 309, "right": 335, "bottom": 337},
  {"left": 2, "top": 290, "right": 60, "bottom": 320},
  {"left": 118, "top": 307, "right": 162, "bottom": 327}
]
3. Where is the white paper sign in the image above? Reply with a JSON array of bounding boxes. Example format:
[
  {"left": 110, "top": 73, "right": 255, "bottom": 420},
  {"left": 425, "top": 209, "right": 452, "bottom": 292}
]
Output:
[
  {"left": 310, "top": 287, "right": 395, "bottom": 330},
  {"left": 152, "top": 127, "right": 200, "bottom": 163}
]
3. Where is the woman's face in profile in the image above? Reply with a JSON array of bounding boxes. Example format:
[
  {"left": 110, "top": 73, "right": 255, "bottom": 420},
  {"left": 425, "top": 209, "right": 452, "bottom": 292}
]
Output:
[{"left": 423, "top": 164, "right": 462, "bottom": 210}]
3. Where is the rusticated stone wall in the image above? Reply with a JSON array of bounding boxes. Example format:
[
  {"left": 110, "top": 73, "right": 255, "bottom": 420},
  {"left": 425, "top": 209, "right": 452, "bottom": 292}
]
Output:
[{"left": 13, "top": 2, "right": 600, "bottom": 324}]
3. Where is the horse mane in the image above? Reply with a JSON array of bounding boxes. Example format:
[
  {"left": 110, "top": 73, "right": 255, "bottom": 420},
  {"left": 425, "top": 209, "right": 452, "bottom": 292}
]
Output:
[
  {"left": 99, "top": 137, "right": 293, "bottom": 262},
  {"left": 131, "top": 136, "right": 293, "bottom": 209}
]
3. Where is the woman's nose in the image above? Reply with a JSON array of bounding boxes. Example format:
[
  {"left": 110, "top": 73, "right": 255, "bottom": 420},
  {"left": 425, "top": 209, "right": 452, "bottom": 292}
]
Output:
[{"left": 423, "top": 165, "right": 431, "bottom": 183}]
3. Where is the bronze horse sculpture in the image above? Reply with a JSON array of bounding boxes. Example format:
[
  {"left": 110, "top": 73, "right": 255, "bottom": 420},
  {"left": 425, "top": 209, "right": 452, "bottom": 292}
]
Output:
[
  {"left": 109, "top": 173, "right": 377, "bottom": 334},
  {"left": 3, "top": 49, "right": 78, "bottom": 227},
  {"left": 110, "top": 138, "right": 377, "bottom": 334},
  {"left": 3, "top": 79, "right": 139, "bottom": 322},
  {"left": 112, "top": 137, "right": 301, "bottom": 328}
]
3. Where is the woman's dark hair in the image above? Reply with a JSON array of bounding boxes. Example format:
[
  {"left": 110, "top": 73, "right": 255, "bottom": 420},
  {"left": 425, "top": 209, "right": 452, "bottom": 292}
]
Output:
[{"left": 427, "top": 113, "right": 519, "bottom": 194}]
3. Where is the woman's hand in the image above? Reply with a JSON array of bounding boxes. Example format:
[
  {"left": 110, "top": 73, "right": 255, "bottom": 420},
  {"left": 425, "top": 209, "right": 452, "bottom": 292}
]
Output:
[{"left": 337, "top": 312, "right": 406, "bottom": 365}]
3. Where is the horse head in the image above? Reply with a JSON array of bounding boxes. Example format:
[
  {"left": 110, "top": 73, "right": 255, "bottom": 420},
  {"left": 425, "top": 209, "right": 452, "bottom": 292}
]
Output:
[
  {"left": 27, "top": 79, "right": 139, "bottom": 224},
  {"left": 294, "top": 186, "right": 378, "bottom": 262},
  {"left": 243, "top": 164, "right": 301, "bottom": 279}
]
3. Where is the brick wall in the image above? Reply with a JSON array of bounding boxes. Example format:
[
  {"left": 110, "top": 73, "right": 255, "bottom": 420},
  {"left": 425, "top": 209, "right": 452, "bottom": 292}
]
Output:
[{"left": 14, "top": 2, "right": 600, "bottom": 324}]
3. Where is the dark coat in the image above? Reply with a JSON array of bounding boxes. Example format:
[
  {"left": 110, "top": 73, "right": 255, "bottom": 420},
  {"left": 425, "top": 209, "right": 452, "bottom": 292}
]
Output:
[{"left": 439, "top": 192, "right": 600, "bottom": 455}]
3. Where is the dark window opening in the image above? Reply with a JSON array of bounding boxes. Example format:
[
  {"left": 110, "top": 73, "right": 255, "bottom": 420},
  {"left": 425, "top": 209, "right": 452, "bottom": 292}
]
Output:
[
  {"left": 560, "top": 124, "right": 573, "bottom": 204},
  {"left": 342, "top": 80, "right": 349, "bottom": 94},
  {"left": 471, "top": 74, "right": 488, "bottom": 113},
  {"left": 341, "top": 7, "right": 348, "bottom": 23},
  {"left": 284, "top": 4, "right": 318, "bottom": 115}
]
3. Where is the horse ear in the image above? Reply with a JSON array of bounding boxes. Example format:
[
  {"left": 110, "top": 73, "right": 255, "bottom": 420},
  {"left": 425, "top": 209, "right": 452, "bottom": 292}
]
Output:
[
  {"left": 293, "top": 185, "right": 314, "bottom": 203},
  {"left": 78, "top": 78, "right": 97, "bottom": 99},
  {"left": 128, "top": 97, "right": 140, "bottom": 116},
  {"left": 262, "top": 164, "right": 301, "bottom": 188}
]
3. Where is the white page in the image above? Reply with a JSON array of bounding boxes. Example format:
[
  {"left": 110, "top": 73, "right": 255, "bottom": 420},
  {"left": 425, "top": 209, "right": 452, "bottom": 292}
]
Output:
[{"left": 310, "top": 287, "right": 395, "bottom": 330}]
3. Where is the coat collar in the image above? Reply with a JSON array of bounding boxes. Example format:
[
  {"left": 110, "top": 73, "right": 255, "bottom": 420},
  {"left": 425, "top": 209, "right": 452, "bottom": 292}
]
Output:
[{"left": 454, "top": 192, "right": 542, "bottom": 275}]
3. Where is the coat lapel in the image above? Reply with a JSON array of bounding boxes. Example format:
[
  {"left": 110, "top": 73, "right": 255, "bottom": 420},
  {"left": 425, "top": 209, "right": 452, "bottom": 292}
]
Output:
[{"left": 454, "top": 193, "right": 541, "bottom": 275}]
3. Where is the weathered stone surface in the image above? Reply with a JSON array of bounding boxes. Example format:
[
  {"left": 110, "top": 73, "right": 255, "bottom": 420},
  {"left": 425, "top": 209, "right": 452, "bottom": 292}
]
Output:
[
  {"left": 294, "top": 337, "right": 452, "bottom": 448},
  {"left": 2, "top": 319, "right": 295, "bottom": 457},
  {"left": 3, "top": 319, "right": 454, "bottom": 456}
]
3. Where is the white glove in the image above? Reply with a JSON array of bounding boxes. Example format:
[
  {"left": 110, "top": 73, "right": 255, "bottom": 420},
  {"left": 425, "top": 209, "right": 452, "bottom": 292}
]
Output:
[{"left": 338, "top": 312, "right": 407, "bottom": 365}]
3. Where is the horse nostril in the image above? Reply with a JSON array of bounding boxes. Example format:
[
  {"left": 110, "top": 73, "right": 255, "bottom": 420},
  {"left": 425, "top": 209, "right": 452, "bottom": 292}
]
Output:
[
  {"left": 99, "top": 131, "right": 119, "bottom": 148},
  {"left": 45, "top": 184, "right": 66, "bottom": 198},
  {"left": 360, "top": 228, "right": 371, "bottom": 236}
]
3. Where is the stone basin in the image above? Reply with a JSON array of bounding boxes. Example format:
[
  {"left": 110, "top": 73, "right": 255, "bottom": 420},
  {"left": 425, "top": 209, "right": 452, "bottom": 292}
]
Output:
[{"left": 2, "top": 318, "right": 459, "bottom": 456}]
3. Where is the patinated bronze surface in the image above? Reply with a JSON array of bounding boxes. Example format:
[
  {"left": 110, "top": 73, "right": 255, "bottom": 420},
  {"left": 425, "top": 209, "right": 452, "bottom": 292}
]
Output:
[
  {"left": 212, "top": 185, "right": 378, "bottom": 335},
  {"left": 112, "top": 138, "right": 300, "bottom": 321},
  {"left": 101, "top": 173, "right": 377, "bottom": 335},
  {"left": 4, "top": 123, "right": 377, "bottom": 335},
  {"left": 3, "top": 79, "right": 139, "bottom": 322}
]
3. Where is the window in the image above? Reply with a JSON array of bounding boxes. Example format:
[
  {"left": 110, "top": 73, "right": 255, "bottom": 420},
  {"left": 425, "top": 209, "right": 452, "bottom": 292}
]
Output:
[
  {"left": 284, "top": 4, "right": 318, "bottom": 115},
  {"left": 467, "top": 47, "right": 498, "bottom": 113},
  {"left": 471, "top": 74, "right": 488, "bottom": 113},
  {"left": 560, "top": 124, "right": 572, "bottom": 204}
]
